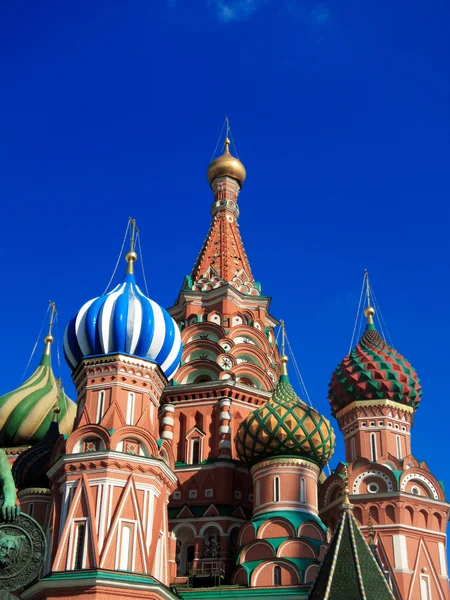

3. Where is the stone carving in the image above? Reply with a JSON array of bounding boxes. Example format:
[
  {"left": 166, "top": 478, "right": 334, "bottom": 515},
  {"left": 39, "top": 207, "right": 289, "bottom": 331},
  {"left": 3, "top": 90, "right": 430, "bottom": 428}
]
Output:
[{"left": 0, "top": 450, "right": 46, "bottom": 593}]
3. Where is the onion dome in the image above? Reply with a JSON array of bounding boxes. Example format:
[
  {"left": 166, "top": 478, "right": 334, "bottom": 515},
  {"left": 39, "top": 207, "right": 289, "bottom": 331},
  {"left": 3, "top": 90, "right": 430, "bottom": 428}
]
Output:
[
  {"left": 0, "top": 336, "right": 76, "bottom": 446},
  {"left": 235, "top": 356, "right": 335, "bottom": 468},
  {"left": 206, "top": 138, "right": 246, "bottom": 187},
  {"left": 64, "top": 250, "right": 182, "bottom": 380},
  {"left": 328, "top": 306, "right": 422, "bottom": 415},
  {"left": 12, "top": 407, "right": 61, "bottom": 490}
]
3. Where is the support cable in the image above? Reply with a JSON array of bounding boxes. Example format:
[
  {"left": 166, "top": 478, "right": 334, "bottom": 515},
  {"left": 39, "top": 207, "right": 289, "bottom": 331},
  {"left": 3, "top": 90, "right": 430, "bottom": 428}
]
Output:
[
  {"left": 102, "top": 220, "right": 131, "bottom": 295},
  {"left": 137, "top": 231, "right": 150, "bottom": 297},
  {"left": 21, "top": 304, "right": 51, "bottom": 381}
]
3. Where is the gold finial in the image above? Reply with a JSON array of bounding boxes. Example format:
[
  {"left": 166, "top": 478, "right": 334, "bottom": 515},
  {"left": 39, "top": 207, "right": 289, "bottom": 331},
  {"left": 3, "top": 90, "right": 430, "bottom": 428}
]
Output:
[
  {"left": 364, "top": 271, "right": 375, "bottom": 325},
  {"left": 126, "top": 218, "right": 139, "bottom": 274},
  {"left": 44, "top": 301, "right": 57, "bottom": 356},
  {"left": 279, "top": 321, "right": 288, "bottom": 376},
  {"left": 367, "top": 515, "right": 375, "bottom": 545},
  {"left": 342, "top": 465, "right": 352, "bottom": 507}
]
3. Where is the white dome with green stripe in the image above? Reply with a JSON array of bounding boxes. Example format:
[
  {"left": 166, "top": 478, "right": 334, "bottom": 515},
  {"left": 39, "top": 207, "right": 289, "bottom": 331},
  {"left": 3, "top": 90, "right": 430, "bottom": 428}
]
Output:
[{"left": 0, "top": 337, "right": 76, "bottom": 446}]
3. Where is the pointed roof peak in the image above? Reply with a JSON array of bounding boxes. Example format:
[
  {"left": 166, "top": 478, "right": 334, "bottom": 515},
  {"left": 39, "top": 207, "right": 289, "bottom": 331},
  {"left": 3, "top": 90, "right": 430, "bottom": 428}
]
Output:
[{"left": 308, "top": 505, "right": 395, "bottom": 600}]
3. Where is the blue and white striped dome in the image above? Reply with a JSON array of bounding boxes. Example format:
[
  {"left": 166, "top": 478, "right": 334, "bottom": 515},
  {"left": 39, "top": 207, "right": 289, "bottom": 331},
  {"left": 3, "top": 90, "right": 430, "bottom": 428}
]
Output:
[{"left": 63, "top": 271, "right": 182, "bottom": 380}]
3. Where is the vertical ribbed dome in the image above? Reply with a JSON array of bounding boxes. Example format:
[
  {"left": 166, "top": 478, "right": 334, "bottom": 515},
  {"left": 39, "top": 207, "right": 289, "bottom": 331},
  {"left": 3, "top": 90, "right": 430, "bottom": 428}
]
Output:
[
  {"left": 64, "top": 252, "right": 182, "bottom": 380},
  {"left": 0, "top": 337, "right": 75, "bottom": 446}
]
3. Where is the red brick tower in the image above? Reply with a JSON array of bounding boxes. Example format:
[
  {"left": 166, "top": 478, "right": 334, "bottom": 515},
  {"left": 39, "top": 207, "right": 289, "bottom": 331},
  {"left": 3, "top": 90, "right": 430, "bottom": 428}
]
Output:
[
  {"left": 320, "top": 296, "right": 450, "bottom": 600},
  {"left": 162, "top": 136, "right": 281, "bottom": 584},
  {"left": 25, "top": 241, "right": 182, "bottom": 600}
]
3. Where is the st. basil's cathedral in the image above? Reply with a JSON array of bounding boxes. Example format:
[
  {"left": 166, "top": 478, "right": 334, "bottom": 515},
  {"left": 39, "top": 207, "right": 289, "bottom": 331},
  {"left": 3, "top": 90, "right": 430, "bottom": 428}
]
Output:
[{"left": 0, "top": 134, "right": 448, "bottom": 600}]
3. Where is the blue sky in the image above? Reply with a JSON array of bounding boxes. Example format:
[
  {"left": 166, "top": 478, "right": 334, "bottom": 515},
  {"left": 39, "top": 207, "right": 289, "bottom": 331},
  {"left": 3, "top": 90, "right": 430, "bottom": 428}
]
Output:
[{"left": 0, "top": 0, "right": 449, "bottom": 482}]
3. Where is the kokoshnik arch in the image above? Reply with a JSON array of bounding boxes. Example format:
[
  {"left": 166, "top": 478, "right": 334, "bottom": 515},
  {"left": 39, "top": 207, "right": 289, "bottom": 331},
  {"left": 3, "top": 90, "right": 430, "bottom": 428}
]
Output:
[{"left": 0, "top": 133, "right": 447, "bottom": 600}]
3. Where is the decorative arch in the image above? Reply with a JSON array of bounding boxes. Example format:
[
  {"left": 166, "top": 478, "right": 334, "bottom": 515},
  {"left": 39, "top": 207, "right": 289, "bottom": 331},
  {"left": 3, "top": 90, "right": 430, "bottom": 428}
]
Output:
[
  {"left": 110, "top": 426, "right": 159, "bottom": 457},
  {"left": 251, "top": 559, "right": 301, "bottom": 587},
  {"left": 238, "top": 522, "right": 255, "bottom": 547},
  {"left": 258, "top": 518, "right": 296, "bottom": 539},
  {"left": 400, "top": 472, "right": 440, "bottom": 500},
  {"left": 305, "top": 563, "right": 321, "bottom": 584},
  {"left": 298, "top": 522, "right": 325, "bottom": 541},
  {"left": 199, "top": 521, "right": 224, "bottom": 536},
  {"left": 241, "top": 539, "right": 274, "bottom": 563},
  {"left": 66, "top": 425, "right": 111, "bottom": 454},
  {"left": 277, "top": 539, "right": 316, "bottom": 559},
  {"left": 352, "top": 469, "right": 395, "bottom": 494}
]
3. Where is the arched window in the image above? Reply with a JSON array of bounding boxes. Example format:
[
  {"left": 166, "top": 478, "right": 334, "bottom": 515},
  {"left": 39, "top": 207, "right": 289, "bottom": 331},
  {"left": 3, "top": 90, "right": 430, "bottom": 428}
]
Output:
[
  {"left": 96, "top": 390, "right": 105, "bottom": 424},
  {"left": 274, "top": 477, "right": 280, "bottom": 502},
  {"left": 192, "top": 439, "right": 200, "bottom": 464},
  {"left": 300, "top": 478, "right": 306, "bottom": 503},
  {"left": 350, "top": 437, "right": 356, "bottom": 461},
  {"left": 273, "top": 565, "right": 282, "bottom": 586},
  {"left": 28, "top": 503, "right": 34, "bottom": 517},
  {"left": 370, "top": 433, "right": 377, "bottom": 462},
  {"left": 255, "top": 481, "right": 260, "bottom": 506},
  {"left": 126, "top": 392, "right": 135, "bottom": 426},
  {"left": 396, "top": 435, "right": 402, "bottom": 460},
  {"left": 74, "top": 523, "right": 86, "bottom": 569}
]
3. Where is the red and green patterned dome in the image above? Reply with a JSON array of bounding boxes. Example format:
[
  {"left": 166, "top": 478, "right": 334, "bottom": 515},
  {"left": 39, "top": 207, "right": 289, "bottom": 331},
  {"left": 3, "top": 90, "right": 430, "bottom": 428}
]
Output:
[
  {"left": 235, "top": 356, "right": 335, "bottom": 468},
  {"left": 329, "top": 307, "right": 422, "bottom": 415}
]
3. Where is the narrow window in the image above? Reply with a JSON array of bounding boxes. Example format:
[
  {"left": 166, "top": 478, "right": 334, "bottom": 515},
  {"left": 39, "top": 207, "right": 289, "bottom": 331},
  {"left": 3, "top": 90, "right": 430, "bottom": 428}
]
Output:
[
  {"left": 396, "top": 435, "right": 402, "bottom": 460},
  {"left": 74, "top": 524, "right": 86, "bottom": 569},
  {"left": 274, "top": 477, "right": 280, "bottom": 502},
  {"left": 119, "top": 525, "right": 131, "bottom": 571},
  {"left": 300, "top": 478, "right": 306, "bottom": 503},
  {"left": 350, "top": 437, "right": 356, "bottom": 461},
  {"left": 420, "top": 575, "right": 431, "bottom": 600},
  {"left": 192, "top": 438, "right": 200, "bottom": 464},
  {"left": 255, "top": 481, "right": 260, "bottom": 506},
  {"left": 96, "top": 390, "right": 105, "bottom": 424},
  {"left": 273, "top": 565, "right": 282, "bottom": 586},
  {"left": 370, "top": 433, "right": 377, "bottom": 462},
  {"left": 126, "top": 392, "right": 135, "bottom": 426},
  {"left": 28, "top": 503, "right": 34, "bottom": 517}
]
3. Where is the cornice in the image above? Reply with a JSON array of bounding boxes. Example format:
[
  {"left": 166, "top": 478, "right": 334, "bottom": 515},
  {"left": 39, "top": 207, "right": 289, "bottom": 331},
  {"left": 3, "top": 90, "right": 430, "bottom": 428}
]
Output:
[{"left": 335, "top": 399, "right": 414, "bottom": 420}]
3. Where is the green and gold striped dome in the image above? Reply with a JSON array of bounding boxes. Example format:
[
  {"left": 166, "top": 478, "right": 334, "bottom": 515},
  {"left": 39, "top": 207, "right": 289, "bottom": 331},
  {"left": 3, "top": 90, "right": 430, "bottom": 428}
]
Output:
[
  {"left": 0, "top": 336, "right": 76, "bottom": 446},
  {"left": 235, "top": 356, "right": 335, "bottom": 468}
]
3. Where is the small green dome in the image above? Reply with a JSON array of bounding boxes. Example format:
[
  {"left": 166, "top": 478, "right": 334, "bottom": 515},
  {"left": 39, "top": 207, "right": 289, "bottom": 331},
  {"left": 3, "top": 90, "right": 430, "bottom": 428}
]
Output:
[
  {"left": 0, "top": 337, "right": 76, "bottom": 446},
  {"left": 235, "top": 357, "right": 335, "bottom": 468}
]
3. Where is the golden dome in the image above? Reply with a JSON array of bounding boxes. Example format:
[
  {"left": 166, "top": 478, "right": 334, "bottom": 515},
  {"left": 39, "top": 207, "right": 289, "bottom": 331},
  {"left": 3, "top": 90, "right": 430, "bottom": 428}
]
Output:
[{"left": 206, "top": 138, "right": 247, "bottom": 187}]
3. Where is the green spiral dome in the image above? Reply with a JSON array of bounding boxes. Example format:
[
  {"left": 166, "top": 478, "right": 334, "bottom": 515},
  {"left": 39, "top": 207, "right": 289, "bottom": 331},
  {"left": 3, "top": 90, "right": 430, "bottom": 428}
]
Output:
[{"left": 235, "top": 357, "right": 335, "bottom": 468}]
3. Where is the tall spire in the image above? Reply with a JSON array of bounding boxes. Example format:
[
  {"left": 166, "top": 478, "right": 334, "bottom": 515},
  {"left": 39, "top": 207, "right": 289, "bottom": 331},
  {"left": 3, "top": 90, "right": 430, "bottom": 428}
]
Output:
[{"left": 190, "top": 125, "right": 258, "bottom": 295}]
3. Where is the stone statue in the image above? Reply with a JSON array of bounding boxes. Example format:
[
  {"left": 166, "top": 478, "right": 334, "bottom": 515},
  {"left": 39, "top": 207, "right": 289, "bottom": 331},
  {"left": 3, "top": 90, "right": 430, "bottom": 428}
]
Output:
[{"left": 0, "top": 451, "right": 19, "bottom": 523}]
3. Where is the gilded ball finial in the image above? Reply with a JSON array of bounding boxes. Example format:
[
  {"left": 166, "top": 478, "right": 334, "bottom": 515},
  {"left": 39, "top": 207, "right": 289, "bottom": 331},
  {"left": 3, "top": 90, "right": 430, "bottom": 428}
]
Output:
[
  {"left": 44, "top": 334, "right": 54, "bottom": 344},
  {"left": 126, "top": 250, "right": 137, "bottom": 264},
  {"left": 364, "top": 305, "right": 375, "bottom": 325},
  {"left": 125, "top": 250, "right": 138, "bottom": 275}
]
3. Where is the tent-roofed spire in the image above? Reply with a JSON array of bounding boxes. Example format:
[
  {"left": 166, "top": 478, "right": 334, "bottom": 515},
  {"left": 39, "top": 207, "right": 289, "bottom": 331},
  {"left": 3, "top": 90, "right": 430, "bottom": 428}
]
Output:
[
  {"left": 307, "top": 474, "right": 395, "bottom": 600},
  {"left": 188, "top": 124, "right": 259, "bottom": 296}
]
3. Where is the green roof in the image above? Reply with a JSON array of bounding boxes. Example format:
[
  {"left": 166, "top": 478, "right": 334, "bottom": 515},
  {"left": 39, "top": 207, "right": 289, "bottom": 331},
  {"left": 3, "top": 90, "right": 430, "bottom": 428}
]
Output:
[{"left": 308, "top": 506, "right": 395, "bottom": 600}]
